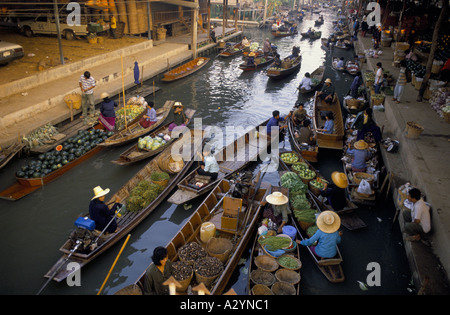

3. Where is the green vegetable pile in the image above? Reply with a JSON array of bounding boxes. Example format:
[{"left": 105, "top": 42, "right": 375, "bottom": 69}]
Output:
[
  {"left": 150, "top": 171, "right": 170, "bottom": 183},
  {"left": 290, "top": 193, "right": 311, "bottom": 210},
  {"left": 280, "top": 152, "right": 299, "bottom": 164},
  {"left": 306, "top": 225, "right": 319, "bottom": 237},
  {"left": 277, "top": 255, "right": 299, "bottom": 269},
  {"left": 126, "top": 179, "right": 164, "bottom": 212},
  {"left": 293, "top": 208, "right": 317, "bottom": 223},
  {"left": 258, "top": 236, "right": 292, "bottom": 251},
  {"left": 280, "top": 172, "right": 307, "bottom": 194}
]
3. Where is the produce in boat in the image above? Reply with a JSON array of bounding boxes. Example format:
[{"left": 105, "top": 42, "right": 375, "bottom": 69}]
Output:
[{"left": 280, "top": 152, "right": 299, "bottom": 164}]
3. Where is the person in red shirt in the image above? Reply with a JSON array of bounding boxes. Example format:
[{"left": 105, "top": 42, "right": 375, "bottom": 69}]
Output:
[{"left": 440, "top": 58, "right": 450, "bottom": 82}]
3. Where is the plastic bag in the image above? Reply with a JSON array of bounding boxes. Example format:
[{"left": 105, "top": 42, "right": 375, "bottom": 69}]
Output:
[{"left": 357, "top": 179, "right": 372, "bottom": 195}]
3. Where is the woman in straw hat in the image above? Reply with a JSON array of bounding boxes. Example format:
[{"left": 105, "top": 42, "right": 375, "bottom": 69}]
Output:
[
  {"left": 98, "top": 92, "right": 118, "bottom": 131},
  {"left": 261, "top": 191, "right": 291, "bottom": 233},
  {"left": 168, "top": 102, "right": 189, "bottom": 132},
  {"left": 296, "top": 210, "right": 342, "bottom": 259},
  {"left": 346, "top": 140, "right": 372, "bottom": 172},
  {"left": 320, "top": 172, "right": 348, "bottom": 211},
  {"left": 89, "top": 186, "right": 122, "bottom": 234}
]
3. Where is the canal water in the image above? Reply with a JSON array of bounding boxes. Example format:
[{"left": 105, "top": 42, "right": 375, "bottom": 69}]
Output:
[{"left": 0, "top": 10, "right": 414, "bottom": 295}]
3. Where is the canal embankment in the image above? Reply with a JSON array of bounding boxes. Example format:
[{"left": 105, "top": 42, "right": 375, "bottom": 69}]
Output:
[{"left": 355, "top": 33, "right": 450, "bottom": 294}]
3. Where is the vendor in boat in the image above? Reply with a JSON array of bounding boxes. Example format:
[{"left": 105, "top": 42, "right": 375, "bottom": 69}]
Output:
[
  {"left": 350, "top": 71, "right": 362, "bottom": 99},
  {"left": 317, "top": 78, "right": 335, "bottom": 104},
  {"left": 295, "top": 119, "right": 316, "bottom": 146},
  {"left": 352, "top": 108, "right": 382, "bottom": 143},
  {"left": 263, "top": 38, "right": 272, "bottom": 57},
  {"left": 196, "top": 144, "right": 219, "bottom": 181},
  {"left": 320, "top": 171, "right": 348, "bottom": 212},
  {"left": 142, "top": 246, "right": 173, "bottom": 295},
  {"left": 298, "top": 72, "right": 312, "bottom": 92},
  {"left": 288, "top": 46, "right": 300, "bottom": 59},
  {"left": 168, "top": 102, "right": 189, "bottom": 132},
  {"left": 273, "top": 53, "right": 282, "bottom": 67},
  {"left": 346, "top": 140, "right": 372, "bottom": 172},
  {"left": 247, "top": 52, "right": 256, "bottom": 66},
  {"left": 266, "top": 110, "right": 291, "bottom": 136},
  {"left": 261, "top": 191, "right": 291, "bottom": 233},
  {"left": 292, "top": 103, "right": 310, "bottom": 126},
  {"left": 289, "top": 24, "right": 297, "bottom": 34},
  {"left": 296, "top": 210, "right": 342, "bottom": 259},
  {"left": 242, "top": 36, "right": 250, "bottom": 48},
  {"left": 89, "top": 186, "right": 121, "bottom": 234},
  {"left": 317, "top": 112, "right": 334, "bottom": 134},
  {"left": 336, "top": 57, "right": 345, "bottom": 69},
  {"left": 98, "top": 92, "right": 118, "bottom": 131},
  {"left": 139, "top": 101, "right": 158, "bottom": 128}
]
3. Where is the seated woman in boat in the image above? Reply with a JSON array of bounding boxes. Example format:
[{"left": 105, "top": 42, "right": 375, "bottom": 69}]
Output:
[
  {"left": 317, "top": 112, "right": 334, "bottom": 134},
  {"left": 320, "top": 172, "right": 348, "bottom": 212},
  {"left": 346, "top": 140, "right": 372, "bottom": 172},
  {"left": 295, "top": 119, "right": 316, "bottom": 145},
  {"left": 247, "top": 52, "right": 256, "bottom": 66},
  {"left": 273, "top": 53, "right": 282, "bottom": 67},
  {"left": 242, "top": 36, "right": 250, "bottom": 48},
  {"left": 139, "top": 101, "right": 158, "bottom": 128},
  {"left": 296, "top": 210, "right": 342, "bottom": 259},
  {"left": 336, "top": 57, "right": 345, "bottom": 69},
  {"left": 289, "top": 24, "right": 297, "bottom": 34},
  {"left": 168, "top": 102, "right": 189, "bottom": 132},
  {"left": 287, "top": 46, "right": 300, "bottom": 60},
  {"left": 261, "top": 191, "right": 291, "bottom": 234},
  {"left": 142, "top": 246, "right": 173, "bottom": 295},
  {"left": 292, "top": 103, "right": 310, "bottom": 126},
  {"left": 298, "top": 72, "right": 312, "bottom": 91},
  {"left": 317, "top": 78, "right": 335, "bottom": 104},
  {"left": 196, "top": 144, "right": 219, "bottom": 181},
  {"left": 98, "top": 92, "right": 118, "bottom": 131},
  {"left": 89, "top": 186, "right": 122, "bottom": 234}
]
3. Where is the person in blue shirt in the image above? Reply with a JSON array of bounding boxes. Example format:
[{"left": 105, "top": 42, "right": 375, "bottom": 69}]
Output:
[
  {"left": 98, "top": 92, "right": 118, "bottom": 131},
  {"left": 297, "top": 210, "right": 342, "bottom": 259},
  {"left": 346, "top": 140, "right": 371, "bottom": 172},
  {"left": 317, "top": 112, "right": 334, "bottom": 134},
  {"left": 266, "top": 110, "right": 291, "bottom": 136}
]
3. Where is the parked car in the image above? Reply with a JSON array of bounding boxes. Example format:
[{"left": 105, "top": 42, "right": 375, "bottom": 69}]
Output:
[
  {"left": 17, "top": 14, "right": 109, "bottom": 40},
  {"left": 0, "top": 40, "right": 24, "bottom": 65}
]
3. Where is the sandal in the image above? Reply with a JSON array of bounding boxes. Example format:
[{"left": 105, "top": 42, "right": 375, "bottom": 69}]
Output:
[{"left": 392, "top": 98, "right": 397, "bottom": 101}]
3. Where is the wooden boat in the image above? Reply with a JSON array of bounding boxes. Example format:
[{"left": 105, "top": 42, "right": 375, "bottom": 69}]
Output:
[
  {"left": 267, "top": 55, "right": 302, "bottom": 80},
  {"left": 309, "top": 31, "right": 322, "bottom": 40},
  {"left": 29, "top": 85, "right": 160, "bottom": 154},
  {"left": 97, "top": 100, "right": 176, "bottom": 147},
  {"left": 287, "top": 115, "right": 318, "bottom": 163},
  {"left": 161, "top": 57, "right": 210, "bottom": 82},
  {"left": 218, "top": 42, "right": 245, "bottom": 58},
  {"left": 312, "top": 92, "right": 344, "bottom": 150},
  {"left": 314, "top": 19, "right": 324, "bottom": 26},
  {"left": 126, "top": 178, "right": 270, "bottom": 295},
  {"left": 298, "top": 65, "right": 325, "bottom": 95},
  {"left": 321, "top": 38, "right": 330, "bottom": 50},
  {"left": 43, "top": 128, "right": 204, "bottom": 283},
  {"left": 332, "top": 57, "right": 345, "bottom": 72},
  {"left": 239, "top": 55, "right": 275, "bottom": 71},
  {"left": 247, "top": 186, "right": 301, "bottom": 295},
  {"left": 345, "top": 60, "right": 359, "bottom": 76},
  {"left": 167, "top": 120, "right": 271, "bottom": 205},
  {"left": 332, "top": 40, "right": 352, "bottom": 50},
  {"left": 111, "top": 121, "right": 183, "bottom": 166},
  {"left": 271, "top": 29, "right": 298, "bottom": 38},
  {"left": 0, "top": 141, "right": 25, "bottom": 170}
]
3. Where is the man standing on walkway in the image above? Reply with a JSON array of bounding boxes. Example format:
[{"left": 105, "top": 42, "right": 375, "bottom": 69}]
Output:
[{"left": 79, "top": 71, "right": 96, "bottom": 118}]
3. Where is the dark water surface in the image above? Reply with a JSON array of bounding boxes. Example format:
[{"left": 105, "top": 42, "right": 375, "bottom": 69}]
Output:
[{"left": 0, "top": 10, "right": 413, "bottom": 295}]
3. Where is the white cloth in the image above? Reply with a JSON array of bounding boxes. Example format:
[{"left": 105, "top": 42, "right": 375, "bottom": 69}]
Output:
[{"left": 375, "top": 68, "right": 383, "bottom": 85}]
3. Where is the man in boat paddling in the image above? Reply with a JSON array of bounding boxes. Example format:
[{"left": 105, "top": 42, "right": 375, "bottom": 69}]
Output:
[{"left": 89, "top": 186, "right": 121, "bottom": 234}]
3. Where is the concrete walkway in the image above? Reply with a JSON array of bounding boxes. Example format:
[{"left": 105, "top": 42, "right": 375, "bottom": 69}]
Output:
[{"left": 355, "top": 34, "right": 450, "bottom": 294}]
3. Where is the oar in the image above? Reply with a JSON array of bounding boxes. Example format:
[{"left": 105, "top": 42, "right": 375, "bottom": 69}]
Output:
[
  {"left": 97, "top": 234, "right": 131, "bottom": 295},
  {"left": 36, "top": 240, "right": 82, "bottom": 295}
]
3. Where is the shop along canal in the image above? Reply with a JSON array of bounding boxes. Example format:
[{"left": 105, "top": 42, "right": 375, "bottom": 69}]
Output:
[{"left": 0, "top": 11, "right": 413, "bottom": 295}]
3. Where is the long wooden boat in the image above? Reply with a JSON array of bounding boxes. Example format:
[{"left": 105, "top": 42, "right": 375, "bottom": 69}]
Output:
[
  {"left": 29, "top": 85, "right": 160, "bottom": 154},
  {"left": 247, "top": 186, "right": 301, "bottom": 295},
  {"left": 167, "top": 120, "right": 271, "bottom": 205},
  {"left": 218, "top": 42, "right": 245, "bottom": 58},
  {"left": 97, "top": 100, "right": 174, "bottom": 147},
  {"left": 309, "top": 31, "right": 322, "bottom": 40},
  {"left": 266, "top": 55, "right": 302, "bottom": 80},
  {"left": 312, "top": 91, "right": 344, "bottom": 150},
  {"left": 0, "top": 141, "right": 25, "bottom": 170},
  {"left": 332, "top": 40, "right": 352, "bottom": 50},
  {"left": 287, "top": 115, "right": 318, "bottom": 163},
  {"left": 0, "top": 129, "right": 112, "bottom": 201},
  {"left": 314, "top": 19, "right": 324, "bottom": 26},
  {"left": 332, "top": 57, "right": 345, "bottom": 72},
  {"left": 271, "top": 29, "right": 298, "bottom": 38},
  {"left": 161, "top": 57, "right": 210, "bottom": 82},
  {"left": 298, "top": 65, "right": 325, "bottom": 95},
  {"left": 239, "top": 55, "right": 275, "bottom": 71},
  {"left": 43, "top": 128, "right": 204, "bottom": 283},
  {"left": 125, "top": 178, "right": 270, "bottom": 295}
]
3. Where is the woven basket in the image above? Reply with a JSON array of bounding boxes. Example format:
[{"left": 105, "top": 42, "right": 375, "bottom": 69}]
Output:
[
  {"left": 276, "top": 254, "right": 302, "bottom": 271},
  {"left": 206, "top": 237, "right": 233, "bottom": 263},
  {"left": 64, "top": 92, "right": 82, "bottom": 110},
  {"left": 271, "top": 281, "right": 296, "bottom": 295},
  {"left": 298, "top": 220, "right": 314, "bottom": 231},
  {"left": 346, "top": 98, "right": 361, "bottom": 109},
  {"left": 353, "top": 172, "right": 375, "bottom": 185},
  {"left": 405, "top": 121, "right": 424, "bottom": 139},
  {"left": 275, "top": 268, "right": 301, "bottom": 285},
  {"left": 251, "top": 284, "right": 273, "bottom": 295},
  {"left": 254, "top": 254, "right": 279, "bottom": 272},
  {"left": 250, "top": 269, "right": 276, "bottom": 286}
]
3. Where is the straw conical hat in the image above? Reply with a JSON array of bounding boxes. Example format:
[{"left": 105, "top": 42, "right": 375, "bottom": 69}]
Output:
[
  {"left": 331, "top": 171, "right": 348, "bottom": 188},
  {"left": 92, "top": 186, "right": 110, "bottom": 200},
  {"left": 316, "top": 211, "right": 341, "bottom": 233},
  {"left": 266, "top": 191, "right": 288, "bottom": 205},
  {"left": 354, "top": 140, "right": 368, "bottom": 150}
]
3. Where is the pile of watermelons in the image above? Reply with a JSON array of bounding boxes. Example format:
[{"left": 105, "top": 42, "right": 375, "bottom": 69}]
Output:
[{"left": 16, "top": 129, "right": 114, "bottom": 179}]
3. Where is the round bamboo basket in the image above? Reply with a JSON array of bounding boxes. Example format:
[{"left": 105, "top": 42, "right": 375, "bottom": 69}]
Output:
[
  {"left": 250, "top": 269, "right": 276, "bottom": 286},
  {"left": 271, "top": 281, "right": 296, "bottom": 295},
  {"left": 64, "top": 92, "right": 82, "bottom": 110},
  {"left": 254, "top": 254, "right": 279, "bottom": 272},
  {"left": 251, "top": 284, "right": 273, "bottom": 295},
  {"left": 353, "top": 172, "right": 375, "bottom": 185},
  {"left": 276, "top": 254, "right": 302, "bottom": 271},
  {"left": 206, "top": 237, "right": 233, "bottom": 263},
  {"left": 405, "top": 121, "right": 424, "bottom": 139},
  {"left": 275, "top": 268, "right": 301, "bottom": 285}
]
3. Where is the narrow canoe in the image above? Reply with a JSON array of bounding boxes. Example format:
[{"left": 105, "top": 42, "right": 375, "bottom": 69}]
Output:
[
  {"left": 43, "top": 128, "right": 204, "bottom": 283},
  {"left": 218, "top": 42, "right": 245, "bottom": 58},
  {"left": 271, "top": 30, "right": 298, "bottom": 38},
  {"left": 298, "top": 65, "right": 325, "bottom": 95},
  {"left": 239, "top": 56, "right": 275, "bottom": 71},
  {"left": 312, "top": 92, "right": 344, "bottom": 150},
  {"left": 167, "top": 120, "right": 271, "bottom": 205},
  {"left": 332, "top": 57, "right": 345, "bottom": 72},
  {"left": 0, "top": 141, "right": 25, "bottom": 170},
  {"left": 127, "top": 178, "right": 270, "bottom": 295},
  {"left": 161, "top": 57, "right": 210, "bottom": 82},
  {"left": 97, "top": 100, "right": 174, "bottom": 147},
  {"left": 287, "top": 113, "right": 319, "bottom": 163},
  {"left": 267, "top": 55, "right": 302, "bottom": 80}
]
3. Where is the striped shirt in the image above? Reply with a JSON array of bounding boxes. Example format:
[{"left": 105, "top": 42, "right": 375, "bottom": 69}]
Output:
[
  {"left": 396, "top": 67, "right": 407, "bottom": 86},
  {"left": 79, "top": 75, "right": 96, "bottom": 94}
]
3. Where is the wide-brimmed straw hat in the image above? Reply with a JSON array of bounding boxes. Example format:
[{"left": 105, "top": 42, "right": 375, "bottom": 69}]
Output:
[
  {"left": 354, "top": 140, "right": 368, "bottom": 150},
  {"left": 325, "top": 78, "right": 332, "bottom": 83},
  {"left": 100, "top": 92, "right": 109, "bottom": 99},
  {"left": 316, "top": 210, "right": 341, "bottom": 233},
  {"left": 331, "top": 171, "right": 348, "bottom": 188},
  {"left": 266, "top": 191, "right": 288, "bottom": 205},
  {"left": 249, "top": 52, "right": 256, "bottom": 57},
  {"left": 173, "top": 101, "right": 183, "bottom": 107},
  {"left": 92, "top": 186, "right": 110, "bottom": 200}
]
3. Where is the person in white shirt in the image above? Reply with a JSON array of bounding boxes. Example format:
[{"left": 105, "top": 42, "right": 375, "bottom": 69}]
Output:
[
  {"left": 299, "top": 72, "right": 312, "bottom": 91},
  {"left": 197, "top": 144, "right": 219, "bottom": 180},
  {"left": 374, "top": 62, "right": 383, "bottom": 94},
  {"left": 403, "top": 188, "right": 431, "bottom": 241}
]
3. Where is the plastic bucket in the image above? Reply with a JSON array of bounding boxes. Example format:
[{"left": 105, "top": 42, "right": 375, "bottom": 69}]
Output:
[
  {"left": 281, "top": 225, "right": 296, "bottom": 240},
  {"left": 200, "top": 222, "right": 216, "bottom": 243}
]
